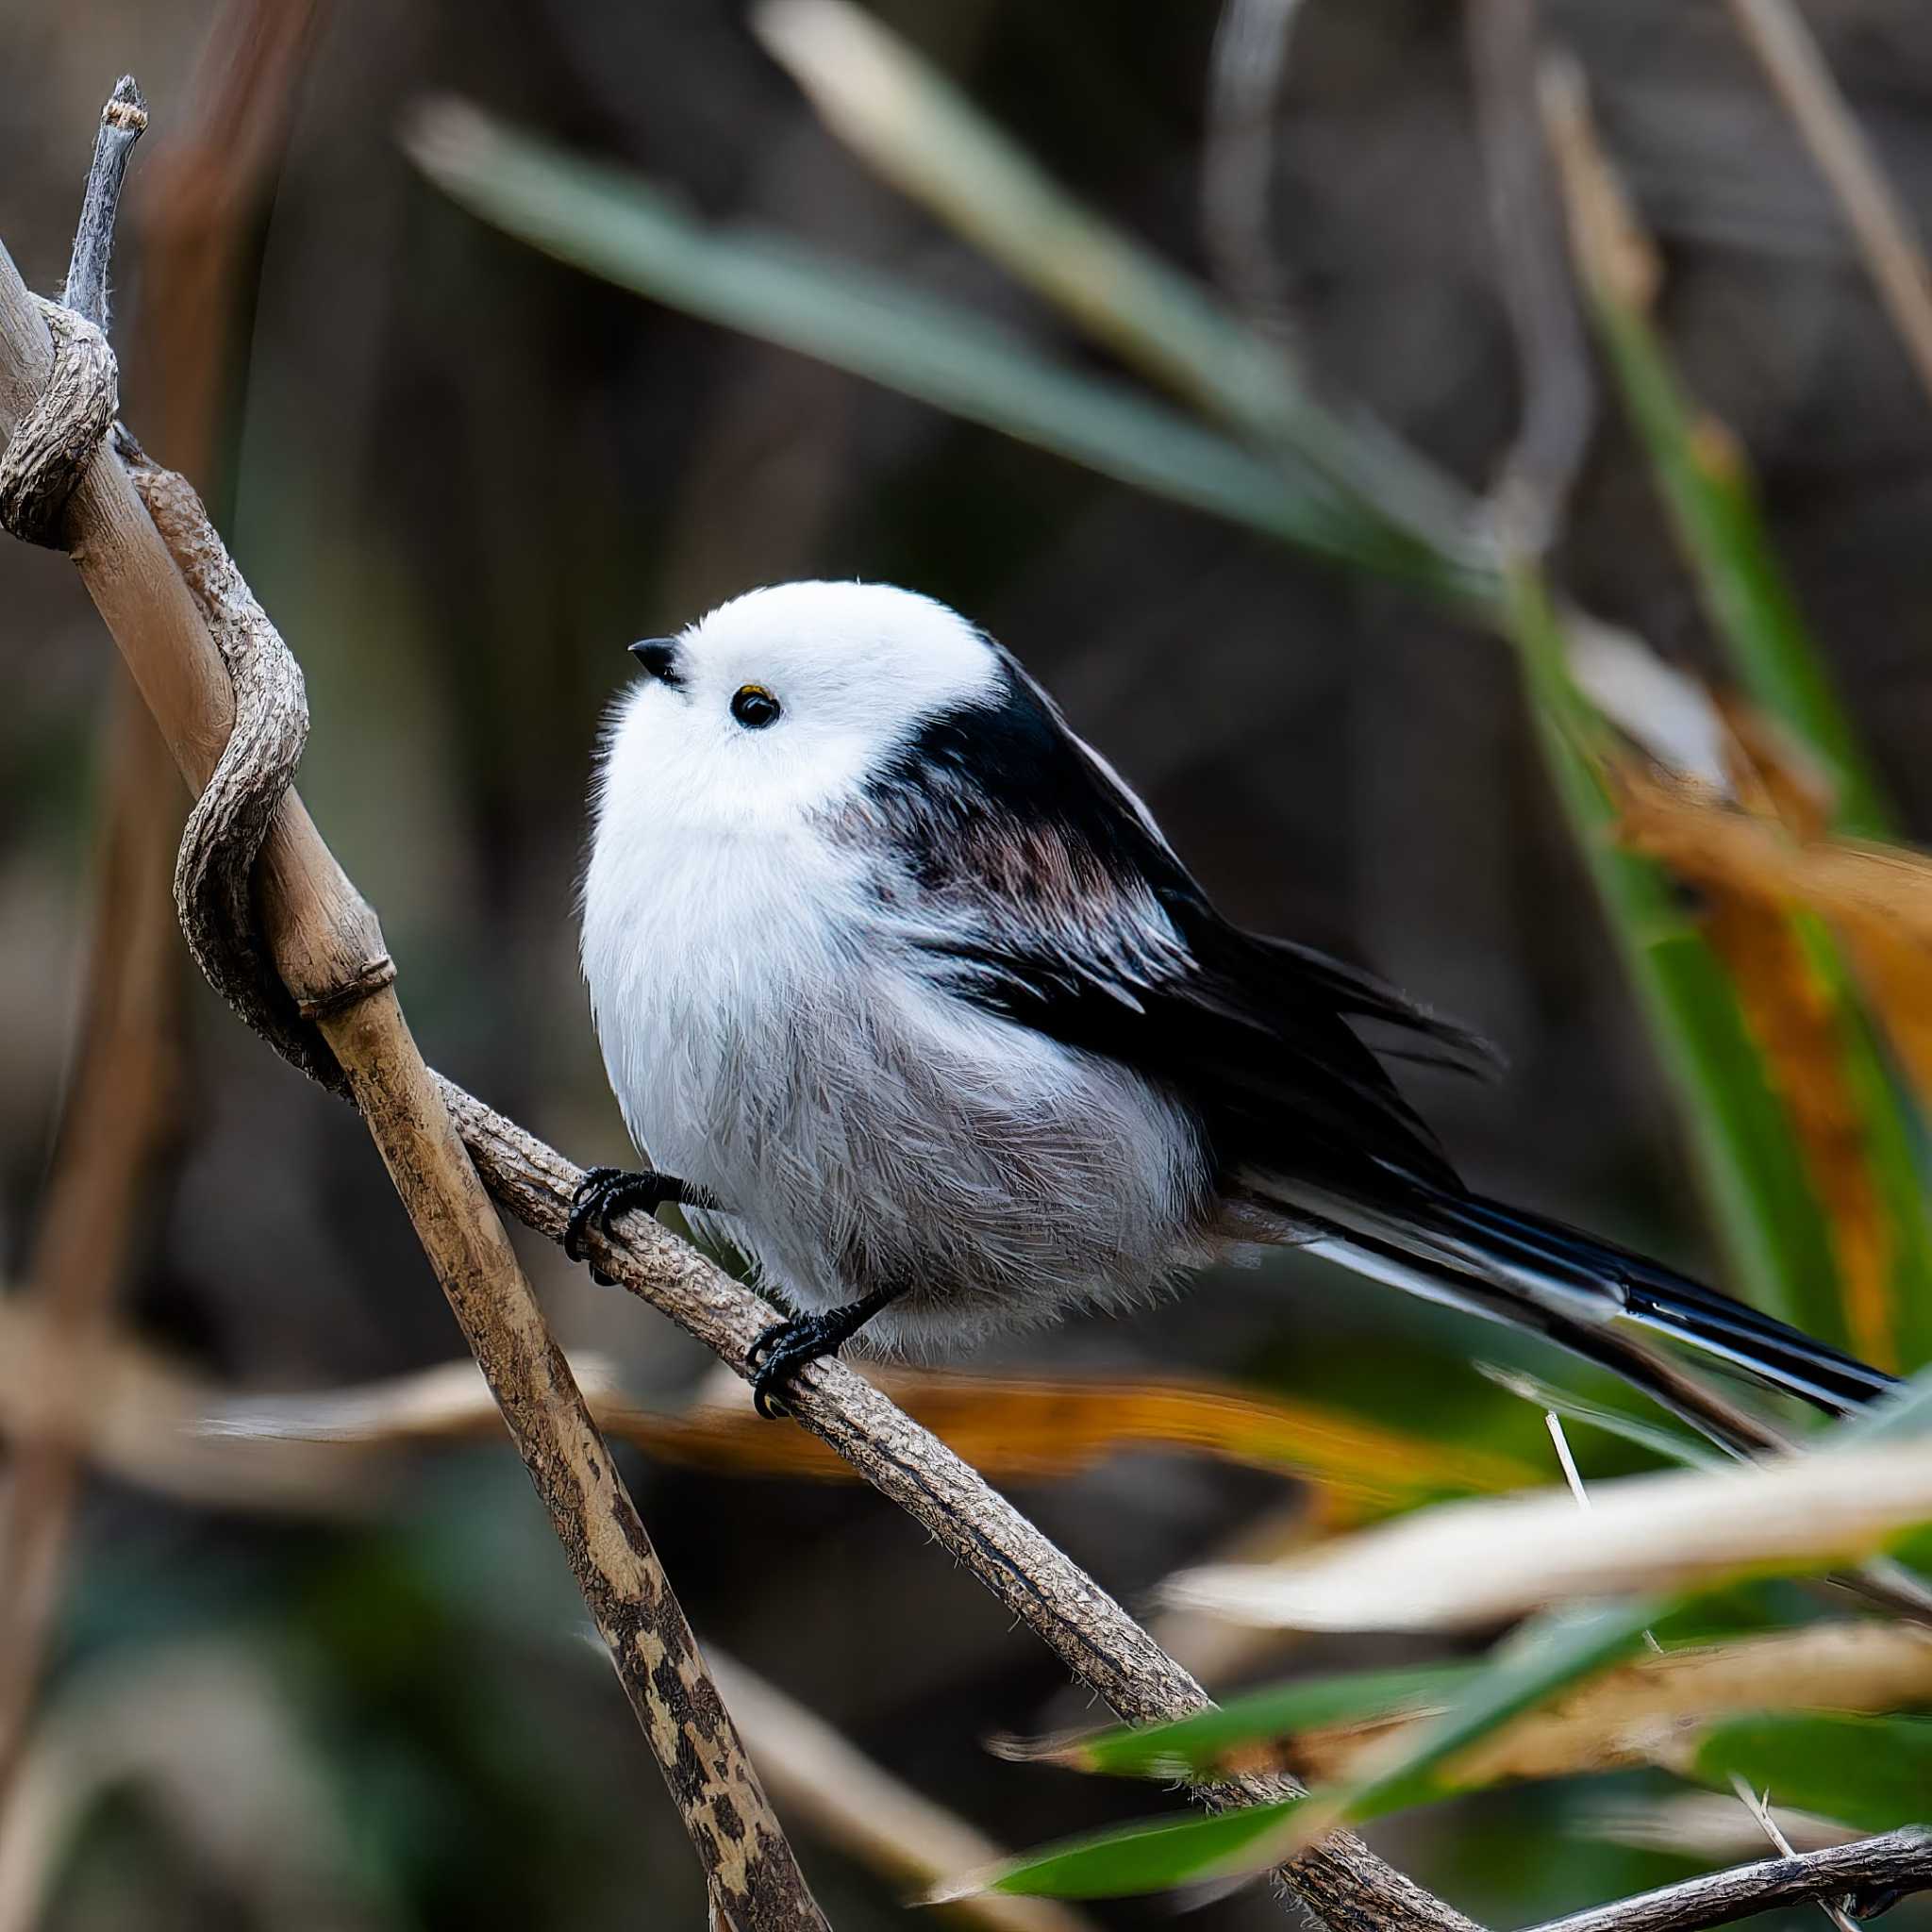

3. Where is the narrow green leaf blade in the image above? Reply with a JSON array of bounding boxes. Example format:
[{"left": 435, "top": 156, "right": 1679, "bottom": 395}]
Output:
[
  {"left": 1590, "top": 299, "right": 1891, "bottom": 838},
  {"left": 927, "top": 1795, "right": 1306, "bottom": 1903},
  {"left": 1047, "top": 1661, "right": 1479, "bottom": 1781},
  {"left": 755, "top": 0, "right": 1487, "bottom": 568}
]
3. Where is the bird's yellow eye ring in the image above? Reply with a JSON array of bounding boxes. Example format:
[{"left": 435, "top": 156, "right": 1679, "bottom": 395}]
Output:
[{"left": 730, "top": 685, "right": 782, "bottom": 729}]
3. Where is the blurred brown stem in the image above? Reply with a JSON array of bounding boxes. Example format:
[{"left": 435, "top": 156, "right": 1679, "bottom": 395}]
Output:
[{"left": 0, "top": 689, "right": 179, "bottom": 1807}]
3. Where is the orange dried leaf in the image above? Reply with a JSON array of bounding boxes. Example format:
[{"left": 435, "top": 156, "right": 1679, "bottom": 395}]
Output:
[{"left": 613, "top": 1368, "right": 1537, "bottom": 1516}]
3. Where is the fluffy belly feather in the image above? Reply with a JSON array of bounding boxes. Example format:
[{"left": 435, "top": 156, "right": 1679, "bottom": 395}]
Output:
[{"left": 582, "top": 830, "right": 1209, "bottom": 1346}]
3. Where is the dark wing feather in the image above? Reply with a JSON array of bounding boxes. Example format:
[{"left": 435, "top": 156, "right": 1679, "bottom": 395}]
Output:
[{"left": 851, "top": 652, "right": 1473, "bottom": 1197}]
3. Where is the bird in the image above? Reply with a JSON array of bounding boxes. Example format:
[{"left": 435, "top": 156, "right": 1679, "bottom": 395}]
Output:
[{"left": 571, "top": 578, "right": 1895, "bottom": 1430}]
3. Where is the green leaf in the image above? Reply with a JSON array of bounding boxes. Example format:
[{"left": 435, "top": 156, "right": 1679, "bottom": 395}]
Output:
[
  {"left": 928, "top": 1794, "right": 1307, "bottom": 1904},
  {"left": 1045, "top": 1661, "right": 1479, "bottom": 1780},
  {"left": 408, "top": 101, "right": 1491, "bottom": 606},
  {"left": 1588, "top": 300, "right": 1890, "bottom": 839},
  {"left": 1693, "top": 1712, "right": 1932, "bottom": 1833}
]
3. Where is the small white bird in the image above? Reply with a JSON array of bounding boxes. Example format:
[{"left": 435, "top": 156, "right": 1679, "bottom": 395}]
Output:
[{"left": 574, "top": 580, "right": 1890, "bottom": 1424}]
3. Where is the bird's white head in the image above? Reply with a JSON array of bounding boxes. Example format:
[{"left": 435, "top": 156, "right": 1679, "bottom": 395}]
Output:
[{"left": 596, "top": 579, "right": 1002, "bottom": 836}]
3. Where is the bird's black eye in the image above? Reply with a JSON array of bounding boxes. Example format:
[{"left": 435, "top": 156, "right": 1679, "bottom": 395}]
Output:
[{"left": 730, "top": 684, "right": 782, "bottom": 729}]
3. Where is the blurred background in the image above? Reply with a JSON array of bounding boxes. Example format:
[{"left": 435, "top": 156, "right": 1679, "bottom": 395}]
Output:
[{"left": 5, "top": 1, "right": 1932, "bottom": 1926}]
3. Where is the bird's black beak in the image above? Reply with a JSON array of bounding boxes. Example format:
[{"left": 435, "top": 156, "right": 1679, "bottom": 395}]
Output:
[{"left": 629, "top": 637, "right": 682, "bottom": 686}]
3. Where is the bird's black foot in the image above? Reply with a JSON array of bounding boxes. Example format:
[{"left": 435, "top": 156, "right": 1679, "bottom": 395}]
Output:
[
  {"left": 565, "top": 1166, "right": 712, "bottom": 1284},
  {"left": 746, "top": 1289, "right": 903, "bottom": 1420}
]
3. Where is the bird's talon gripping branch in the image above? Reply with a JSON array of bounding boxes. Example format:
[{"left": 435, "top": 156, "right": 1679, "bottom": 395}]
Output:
[
  {"left": 747, "top": 1288, "right": 903, "bottom": 1420},
  {"left": 565, "top": 1165, "right": 710, "bottom": 1281}
]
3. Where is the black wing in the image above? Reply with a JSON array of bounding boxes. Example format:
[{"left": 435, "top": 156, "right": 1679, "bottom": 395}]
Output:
[{"left": 849, "top": 650, "right": 1480, "bottom": 1198}]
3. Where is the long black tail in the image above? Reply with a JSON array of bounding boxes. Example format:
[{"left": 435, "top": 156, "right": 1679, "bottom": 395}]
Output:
[{"left": 1280, "top": 1180, "right": 1897, "bottom": 1424}]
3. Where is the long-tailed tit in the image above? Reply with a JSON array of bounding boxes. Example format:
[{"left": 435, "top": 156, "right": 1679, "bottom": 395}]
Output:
[{"left": 573, "top": 580, "right": 1891, "bottom": 1425}]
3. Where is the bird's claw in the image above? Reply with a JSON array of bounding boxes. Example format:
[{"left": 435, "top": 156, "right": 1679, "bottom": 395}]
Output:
[
  {"left": 564, "top": 1165, "right": 673, "bottom": 1279},
  {"left": 746, "top": 1313, "right": 847, "bottom": 1420}
]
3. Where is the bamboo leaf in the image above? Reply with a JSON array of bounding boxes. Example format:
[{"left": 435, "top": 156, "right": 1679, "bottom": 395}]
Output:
[
  {"left": 1018, "top": 1661, "right": 1479, "bottom": 1780},
  {"left": 1507, "top": 562, "right": 1847, "bottom": 1337},
  {"left": 210, "top": 1359, "right": 1538, "bottom": 1514},
  {"left": 1040, "top": 1620, "right": 1932, "bottom": 1790},
  {"left": 939, "top": 1604, "right": 1654, "bottom": 1900},
  {"left": 923, "top": 1797, "right": 1307, "bottom": 1905},
  {"left": 1324, "top": 1600, "right": 1660, "bottom": 1821},
  {"left": 1611, "top": 764, "right": 1932, "bottom": 1366}
]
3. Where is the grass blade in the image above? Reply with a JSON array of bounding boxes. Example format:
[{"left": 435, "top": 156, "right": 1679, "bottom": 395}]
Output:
[
  {"left": 939, "top": 1603, "right": 1654, "bottom": 1900},
  {"left": 1019, "top": 1661, "right": 1479, "bottom": 1780}
]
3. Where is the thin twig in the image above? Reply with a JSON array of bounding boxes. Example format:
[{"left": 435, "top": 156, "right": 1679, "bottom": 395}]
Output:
[
  {"left": 61, "top": 77, "right": 147, "bottom": 329},
  {"left": 1524, "top": 1828, "right": 1932, "bottom": 1932},
  {"left": 1201, "top": 0, "right": 1307, "bottom": 344},
  {"left": 1723, "top": 0, "right": 1932, "bottom": 413},
  {"left": 1464, "top": 0, "right": 1594, "bottom": 553}
]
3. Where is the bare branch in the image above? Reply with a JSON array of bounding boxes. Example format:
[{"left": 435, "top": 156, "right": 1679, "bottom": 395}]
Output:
[
  {"left": 1526, "top": 1828, "right": 1932, "bottom": 1932},
  {"left": 61, "top": 76, "right": 147, "bottom": 329},
  {"left": 442, "top": 1083, "right": 1479, "bottom": 1932}
]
